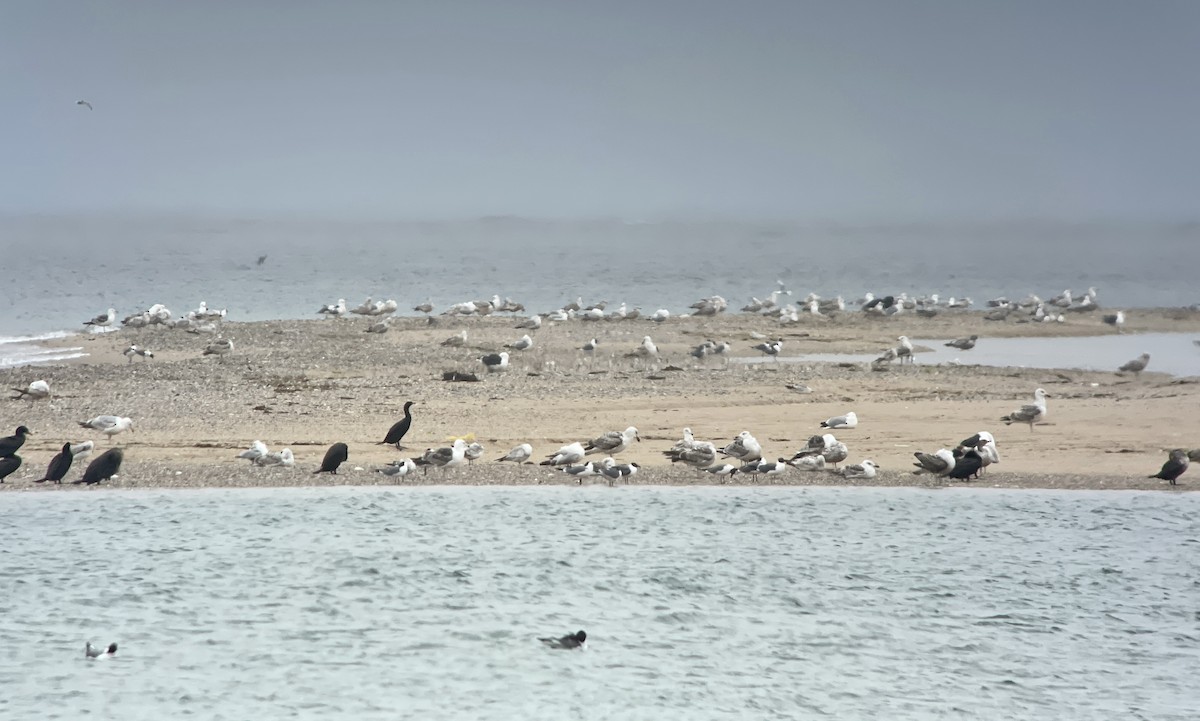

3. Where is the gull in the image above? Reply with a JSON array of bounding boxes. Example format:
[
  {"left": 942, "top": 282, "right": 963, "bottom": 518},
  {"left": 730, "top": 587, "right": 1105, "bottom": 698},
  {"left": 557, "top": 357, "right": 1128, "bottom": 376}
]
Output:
[
  {"left": 540, "top": 442, "right": 586, "bottom": 467},
  {"left": 78, "top": 416, "right": 134, "bottom": 443},
  {"left": 820, "top": 412, "right": 857, "bottom": 429},
  {"left": 317, "top": 299, "right": 347, "bottom": 317},
  {"left": 757, "top": 458, "right": 790, "bottom": 479},
  {"left": 599, "top": 460, "right": 639, "bottom": 485},
  {"left": 416, "top": 439, "right": 468, "bottom": 473},
  {"left": 349, "top": 297, "right": 375, "bottom": 315},
  {"left": 584, "top": 426, "right": 640, "bottom": 456},
  {"left": 69, "top": 441, "right": 95, "bottom": 461},
  {"left": 496, "top": 443, "right": 533, "bottom": 464},
  {"left": 85, "top": 643, "right": 118, "bottom": 659},
  {"left": 561, "top": 460, "right": 598, "bottom": 479},
  {"left": 788, "top": 435, "right": 827, "bottom": 462},
  {"left": 580, "top": 307, "right": 605, "bottom": 322},
  {"left": 664, "top": 441, "right": 717, "bottom": 468},
  {"left": 377, "top": 458, "right": 417, "bottom": 479},
  {"left": 413, "top": 301, "right": 433, "bottom": 314},
  {"left": 945, "top": 335, "right": 978, "bottom": 350},
  {"left": 539, "top": 630, "right": 586, "bottom": 650},
  {"left": 581, "top": 338, "right": 598, "bottom": 354},
  {"left": 372, "top": 299, "right": 399, "bottom": 316},
  {"left": 670, "top": 427, "right": 697, "bottom": 452},
  {"left": 1000, "top": 388, "right": 1048, "bottom": 431},
  {"left": 11, "top": 380, "right": 51, "bottom": 400},
  {"left": 912, "top": 449, "right": 956, "bottom": 475},
  {"left": 255, "top": 448, "right": 295, "bottom": 467},
  {"left": 1117, "top": 353, "right": 1150, "bottom": 376},
  {"left": 820, "top": 434, "right": 849, "bottom": 468},
  {"left": 441, "top": 330, "right": 467, "bottom": 347},
  {"left": 705, "top": 463, "right": 739, "bottom": 479},
  {"left": 1102, "top": 311, "right": 1125, "bottom": 333},
  {"left": 842, "top": 459, "right": 878, "bottom": 479},
  {"left": 720, "top": 431, "right": 762, "bottom": 463},
  {"left": 464, "top": 442, "right": 484, "bottom": 464},
  {"left": 650, "top": 309, "right": 670, "bottom": 323},
  {"left": 480, "top": 352, "right": 510, "bottom": 373},
  {"left": 84, "top": 308, "right": 116, "bottom": 328},
  {"left": 789, "top": 454, "right": 826, "bottom": 472},
  {"left": 123, "top": 344, "right": 154, "bottom": 363},
  {"left": 122, "top": 311, "right": 150, "bottom": 330},
  {"left": 1149, "top": 449, "right": 1189, "bottom": 486},
  {"left": 76, "top": 100, "right": 94, "bottom": 111},
  {"left": 959, "top": 432, "right": 999, "bottom": 473},
  {"left": 365, "top": 318, "right": 391, "bottom": 334},
  {"left": 505, "top": 334, "right": 534, "bottom": 351},
  {"left": 627, "top": 336, "right": 658, "bottom": 361},
  {"left": 895, "top": 336, "right": 914, "bottom": 364},
  {"left": 515, "top": 315, "right": 542, "bottom": 330},
  {"left": 237, "top": 440, "right": 268, "bottom": 464},
  {"left": 202, "top": 338, "right": 234, "bottom": 361},
  {"left": 752, "top": 338, "right": 783, "bottom": 359}
]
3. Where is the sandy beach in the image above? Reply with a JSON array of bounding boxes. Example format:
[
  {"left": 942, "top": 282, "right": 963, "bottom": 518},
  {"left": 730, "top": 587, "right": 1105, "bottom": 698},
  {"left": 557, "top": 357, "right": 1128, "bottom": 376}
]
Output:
[{"left": 3, "top": 307, "right": 1199, "bottom": 492}]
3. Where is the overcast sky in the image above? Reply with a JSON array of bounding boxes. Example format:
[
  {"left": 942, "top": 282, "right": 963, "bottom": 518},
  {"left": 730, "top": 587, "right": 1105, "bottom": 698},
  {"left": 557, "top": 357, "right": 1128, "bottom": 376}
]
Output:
[{"left": 2, "top": 1, "right": 1197, "bottom": 220}]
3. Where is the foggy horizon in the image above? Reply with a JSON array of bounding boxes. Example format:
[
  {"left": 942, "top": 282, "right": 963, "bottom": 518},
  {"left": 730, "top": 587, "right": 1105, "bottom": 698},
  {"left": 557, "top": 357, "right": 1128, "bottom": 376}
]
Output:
[{"left": 3, "top": 2, "right": 1198, "bottom": 222}]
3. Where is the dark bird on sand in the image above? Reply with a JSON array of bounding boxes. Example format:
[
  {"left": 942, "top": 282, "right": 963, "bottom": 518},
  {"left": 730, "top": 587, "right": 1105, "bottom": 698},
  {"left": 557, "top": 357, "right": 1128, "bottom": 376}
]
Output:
[
  {"left": 539, "top": 630, "right": 587, "bottom": 649},
  {"left": 36, "top": 442, "right": 74, "bottom": 484},
  {"left": 0, "top": 455, "right": 21, "bottom": 483},
  {"left": 1149, "top": 449, "right": 1189, "bottom": 486},
  {"left": 75, "top": 448, "right": 123, "bottom": 485},
  {"left": 946, "top": 449, "right": 983, "bottom": 480},
  {"left": 0, "top": 426, "right": 32, "bottom": 457},
  {"left": 314, "top": 442, "right": 349, "bottom": 475},
  {"left": 378, "top": 401, "right": 416, "bottom": 450}
]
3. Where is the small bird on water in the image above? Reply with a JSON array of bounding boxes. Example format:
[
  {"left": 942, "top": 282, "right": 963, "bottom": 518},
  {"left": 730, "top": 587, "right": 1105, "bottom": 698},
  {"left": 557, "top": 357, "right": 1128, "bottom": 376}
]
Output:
[
  {"left": 539, "top": 630, "right": 587, "bottom": 649},
  {"left": 85, "top": 642, "right": 117, "bottom": 658}
]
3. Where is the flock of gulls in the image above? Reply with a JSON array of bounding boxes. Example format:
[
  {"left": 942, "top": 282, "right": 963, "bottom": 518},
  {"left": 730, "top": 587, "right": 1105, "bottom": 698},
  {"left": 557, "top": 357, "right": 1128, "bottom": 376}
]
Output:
[{"left": 0, "top": 283, "right": 1189, "bottom": 487}]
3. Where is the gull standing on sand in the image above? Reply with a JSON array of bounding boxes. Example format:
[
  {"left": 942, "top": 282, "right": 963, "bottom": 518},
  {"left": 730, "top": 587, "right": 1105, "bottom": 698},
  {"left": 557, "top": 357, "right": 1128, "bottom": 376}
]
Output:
[
  {"left": 464, "top": 442, "right": 484, "bottom": 464},
  {"left": 912, "top": 449, "right": 956, "bottom": 475},
  {"left": 1118, "top": 353, "right": 1150, "bottom": 376},
  {"left": 441, "top": 330, "right": 467, "bottom": 347},
  {"left": 202, "top": 338, "right": 234, "bottom": 361},
  {"left": 584, "top": 426, "right": 640, "bottom": 456},
  {"left": 842, "top": 460, "right": 878, "bottom": 479},
  {"left": 78, "top": 416, "right": 133, "bottom": 442},
  {"left": 663, "top": 441, "right": 717, "bottom": 469},
  {"left": 705, "top": 463, "right": 739, "bottom": 479},
  {"left": 821, "top": 412, "right": 857, "bottom": 429},
  {"left": 365, "top": 318, "right": 391, "bottom": 334},
  {"left": 256, "top": 448, "right": 295, "bottom": 467},
  {"left": 123, "top": 344, "right": 154, "bottom": 363},
  {"left": 70, "top": 440, "right": 95, "bottom": 461},
  {"left": 945, "top": 335, "right": 978, "bottom": 350},
  {"left": 820, "top": 434, "right": 849, "bottom": 468},
  {"left": 496, "top": 443, "right": 533, "bottom": 464},
  {"left": 506, "top": 334, "right": 534, "bottom": 351},
  {"left": 378, "top": 458, "right": 417, "bottom": 479},
  {"left": 1149, "top": 449, "right": 1189, "bottom": 485},
  {"left": 789, "top": 454, "right": 826, "bottom": 472},
  {"left": 416, "top": 439, "right": 467, "bottom": 473},
  {"left": 540, "top": 442, "right": 586, "bottom": 467},
  {"left": 627, "top": 336, "right": 658, "bottom": 362},
  {"left": 752, "top": 338, "right": 783, "bottom": 359},
  {"left": 1102, "top": 311, "right": 1125, "bottom": 333},
  {"left": 721, "top": 431, "right": 763, "bottom": 463},
  {"left": 84, "top": 308, "right": 116, "bottom": 328},
  {"left": 1000, "top": 388, "right": 1048, "bottom": 431},
  {"left": 895, "top": 336, "right": 915, "bottom": 364},
  {"left": 11, "top": 380, "right": 50, "bottom": 400},
  {"left": 561, "top": 461, "right": 598, "bottom": 479},
  {"left": 237, "top": 440, "right": 268, "bottom": 464}
]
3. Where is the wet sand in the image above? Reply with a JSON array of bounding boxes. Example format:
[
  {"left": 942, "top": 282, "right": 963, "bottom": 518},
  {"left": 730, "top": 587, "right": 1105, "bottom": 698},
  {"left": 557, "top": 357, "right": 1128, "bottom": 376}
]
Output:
[{"left": 3, "top": 307, "right": 1199, "bottom": 491}]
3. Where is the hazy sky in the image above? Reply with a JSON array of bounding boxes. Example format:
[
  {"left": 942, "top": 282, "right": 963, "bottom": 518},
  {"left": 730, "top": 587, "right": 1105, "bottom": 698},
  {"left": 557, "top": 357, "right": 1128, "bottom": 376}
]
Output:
[{"left": 2, "top": 1, "right": 1198, "bottom": 220}]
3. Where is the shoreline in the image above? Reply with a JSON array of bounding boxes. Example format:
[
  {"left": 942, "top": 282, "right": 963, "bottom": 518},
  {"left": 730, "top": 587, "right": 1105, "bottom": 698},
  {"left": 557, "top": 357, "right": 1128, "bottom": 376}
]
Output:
[{"left": 3, "top": 309, "right": 1199, "bottom": 493}]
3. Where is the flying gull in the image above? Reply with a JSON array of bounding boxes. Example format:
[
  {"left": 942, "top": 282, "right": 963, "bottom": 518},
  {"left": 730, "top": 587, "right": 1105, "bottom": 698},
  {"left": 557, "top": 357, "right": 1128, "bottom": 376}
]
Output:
[{"left": 76, "top": 100, "right": 93, "bottom": 110}]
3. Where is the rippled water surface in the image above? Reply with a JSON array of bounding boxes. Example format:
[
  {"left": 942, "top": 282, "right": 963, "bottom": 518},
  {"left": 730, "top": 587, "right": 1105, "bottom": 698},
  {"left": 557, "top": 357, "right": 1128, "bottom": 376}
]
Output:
[{"left": 1, "top": 487, "right": 1197, "bottom": 719}]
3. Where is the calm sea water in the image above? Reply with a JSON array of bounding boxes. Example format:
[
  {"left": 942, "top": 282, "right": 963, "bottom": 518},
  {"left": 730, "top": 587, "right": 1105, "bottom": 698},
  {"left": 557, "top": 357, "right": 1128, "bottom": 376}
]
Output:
[
  {"left": 1, "top": 486, "right": 1196, "bottom": 720},
  {"left": 2, "top": 215, "right": 1199, "bottom": 340}
]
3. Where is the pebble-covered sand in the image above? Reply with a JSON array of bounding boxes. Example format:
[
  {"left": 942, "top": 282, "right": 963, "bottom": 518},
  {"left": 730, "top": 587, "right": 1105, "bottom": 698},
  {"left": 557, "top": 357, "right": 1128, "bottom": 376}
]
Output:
[{"left": 3, "top": 307, "right": 1199, "bottom": 492}]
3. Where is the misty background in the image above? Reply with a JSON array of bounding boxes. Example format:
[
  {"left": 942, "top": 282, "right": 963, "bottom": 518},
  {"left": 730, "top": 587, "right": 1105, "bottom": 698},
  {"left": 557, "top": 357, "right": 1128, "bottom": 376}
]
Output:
[{"left": 3, "top": 1, "right": 1199, "bottom": 220}]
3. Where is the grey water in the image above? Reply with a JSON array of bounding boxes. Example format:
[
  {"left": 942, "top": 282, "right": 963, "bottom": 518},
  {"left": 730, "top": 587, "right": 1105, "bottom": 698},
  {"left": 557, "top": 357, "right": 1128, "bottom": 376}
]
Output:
[
  {"left": 2, "top": 215, "right": 1199, "bottom": 341},
  {"left": 1, "top": 486, "right": 1197, "bottom": 720},
  {"left": 743, "top": 332, "right": 1200, "bottom": 377}
]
